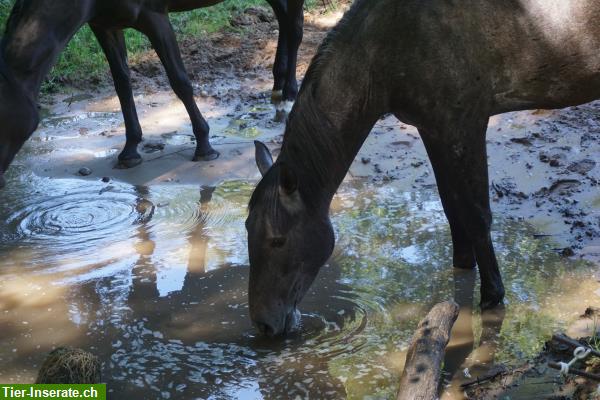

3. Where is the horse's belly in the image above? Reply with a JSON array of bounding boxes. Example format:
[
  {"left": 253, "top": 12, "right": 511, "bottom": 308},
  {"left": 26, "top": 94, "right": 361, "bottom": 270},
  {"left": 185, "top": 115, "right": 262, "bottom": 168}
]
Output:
[
  {"left": 488, "top": 0, "right": 600, "bottom": 112},
  {"left": 168, "top": 0, "right": 223, "bottom": 12},
  {"left": 493, "top": 61, "right": 600, "bottom": 113},
  {"left": 94, "top": 1, "right": 161, "bottom": 27}
]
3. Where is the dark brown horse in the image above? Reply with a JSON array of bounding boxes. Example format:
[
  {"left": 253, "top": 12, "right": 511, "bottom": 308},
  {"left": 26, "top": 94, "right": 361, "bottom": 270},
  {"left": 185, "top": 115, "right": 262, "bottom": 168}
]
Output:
[
  {"left": 0, "top": 0, "right": 304, "bottom": 188},
  {"left": 246, "top": 0, "right": 600, "bottom": 336}
]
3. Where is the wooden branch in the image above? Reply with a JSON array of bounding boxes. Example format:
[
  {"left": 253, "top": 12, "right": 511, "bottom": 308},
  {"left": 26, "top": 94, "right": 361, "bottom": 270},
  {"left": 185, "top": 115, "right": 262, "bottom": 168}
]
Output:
[
  {"left": 552, "top": 333, "right": 600, "bottom": 358},
  {"left": 548, "top": 361, "right": 600, "bottom": 381},
  {"left": 397, "top": 301, "right": 460, "bottom": 400}
]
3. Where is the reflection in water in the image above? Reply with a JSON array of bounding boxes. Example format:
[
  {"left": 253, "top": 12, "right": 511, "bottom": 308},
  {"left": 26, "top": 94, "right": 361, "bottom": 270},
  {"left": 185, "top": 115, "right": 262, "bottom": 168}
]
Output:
[
  {"left": 0, "top": 174, "right": 599, "bottom": 399},
  {"left": 444, "top": 270, "right": 478, "bottom": 379},
  {"left": 187, "top": 186, "right": 215, "bottom": 276},
  {"left": 440, "top": 270, "right": 506, "bottom": 399}
]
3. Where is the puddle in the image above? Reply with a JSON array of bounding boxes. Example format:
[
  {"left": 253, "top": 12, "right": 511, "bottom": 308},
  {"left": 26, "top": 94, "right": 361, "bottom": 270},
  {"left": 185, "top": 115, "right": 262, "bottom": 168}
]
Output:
[
  {"left": 161, "top": 132, "right": 196, "bottom": 146},
  {"left": 41, "top": 112, "right": 120, "bottom": 130},
  {"left": 223, "top": 119, "right": 262, "bottom": 139},
  {"left": 21, "top": 93, "right": 285, "bottom": 184},
  {"left": 0, "top": 174, "right": 598, "bottom": 399}
]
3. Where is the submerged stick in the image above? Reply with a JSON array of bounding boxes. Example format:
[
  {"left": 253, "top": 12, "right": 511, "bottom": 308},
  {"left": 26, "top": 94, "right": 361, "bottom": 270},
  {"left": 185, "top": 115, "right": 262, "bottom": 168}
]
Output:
[
  {"left": 548, "top": 361, "right": 600, "bottom": 382},
  {"left": 460, "top": 368, "right": 506, "bottom": 389},
  {"left": 397, "top": 301, "right": 460, "bottom": 400}
]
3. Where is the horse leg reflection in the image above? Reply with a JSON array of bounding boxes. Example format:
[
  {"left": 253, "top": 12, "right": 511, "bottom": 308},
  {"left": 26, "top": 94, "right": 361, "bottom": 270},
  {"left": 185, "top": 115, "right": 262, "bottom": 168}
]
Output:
[
  {"left": 470, "top": 306, "right": 506, "bottom": 372},
  {"left": 129, "top": 187, "right": 159, "bottom": 312},
  {"left": 186, "top": 186, "right": 215, "bottom": 276},
  {"left": 443, "top": 269, "right": 477, "bottom": 379},
  {"left": 441, "top": 269, "right": 506, "bottom": 399}
]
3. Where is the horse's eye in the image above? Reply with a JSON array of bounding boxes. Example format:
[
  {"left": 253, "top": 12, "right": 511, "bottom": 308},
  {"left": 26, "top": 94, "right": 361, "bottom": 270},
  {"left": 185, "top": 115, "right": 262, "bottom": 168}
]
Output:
[{"left": 270, "top": 237, "right": 287, "bottom": 248}]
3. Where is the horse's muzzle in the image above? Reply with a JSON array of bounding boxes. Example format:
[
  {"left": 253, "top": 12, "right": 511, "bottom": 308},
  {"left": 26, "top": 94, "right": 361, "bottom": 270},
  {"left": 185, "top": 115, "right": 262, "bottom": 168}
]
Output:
[{"left": 253, "top": 307, "right": 300, "bottom": 337}]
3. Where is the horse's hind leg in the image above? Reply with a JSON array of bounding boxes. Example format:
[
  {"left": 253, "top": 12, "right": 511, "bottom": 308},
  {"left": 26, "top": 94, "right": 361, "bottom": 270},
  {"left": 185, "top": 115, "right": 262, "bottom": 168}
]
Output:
[
  {"left": 266, "top": 0, "right": 289, "bottom": 104},
  {"left": 266, "top": 0, "right": 304, "bottom": 121},
  {"left": 91, "top": 26, "right": 143, "bottom": 168},
  {"left": 282, "top": 0, "right": 304, "bottom": 104},
  {"left": 136, "top": 12, "right": 218, "bottom": 162},
  {"left": 419, "top": 115, "right": 504, "bottom": 309}
]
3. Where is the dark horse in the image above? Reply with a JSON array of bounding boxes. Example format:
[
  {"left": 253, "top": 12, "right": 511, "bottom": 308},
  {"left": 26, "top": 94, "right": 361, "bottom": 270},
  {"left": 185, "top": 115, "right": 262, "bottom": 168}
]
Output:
[
  {"left": 246, "top": 0, "right": 600, "bottom": 336},
  {"left": 0, "top": 0, "right": 304, "bottom": 188}
]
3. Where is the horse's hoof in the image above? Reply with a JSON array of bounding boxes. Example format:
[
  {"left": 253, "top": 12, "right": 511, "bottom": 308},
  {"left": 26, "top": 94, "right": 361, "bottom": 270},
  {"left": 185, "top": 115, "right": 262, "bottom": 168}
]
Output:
[
  {"left": 115, "top": 157, "right": 143, "bottom": 169},
  {"left": 192, "top": 149, "right": 220, "bottom": 162},
  {"left": 273, "top": 109, "right": 288, "bottom": 123},
  {"left": 273, "top": 100, "right": 294, "bottom": 123}
]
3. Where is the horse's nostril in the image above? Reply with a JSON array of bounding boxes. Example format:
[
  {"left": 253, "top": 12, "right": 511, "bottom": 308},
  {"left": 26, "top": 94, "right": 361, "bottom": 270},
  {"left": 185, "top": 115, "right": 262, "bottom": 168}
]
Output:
[{"left": 254, "top": 320, "right": 276, "bottom": 337}]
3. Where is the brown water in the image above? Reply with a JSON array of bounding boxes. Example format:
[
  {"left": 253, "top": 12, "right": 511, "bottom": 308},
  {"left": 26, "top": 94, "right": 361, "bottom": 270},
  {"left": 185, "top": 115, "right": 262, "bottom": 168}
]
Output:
[{"left": 1, "top": 171, "right": 599, "bottom": 399}]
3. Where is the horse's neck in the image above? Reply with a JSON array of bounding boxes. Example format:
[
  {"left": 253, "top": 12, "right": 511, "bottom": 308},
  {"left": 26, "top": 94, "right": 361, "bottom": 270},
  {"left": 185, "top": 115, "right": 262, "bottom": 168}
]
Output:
[
  {"left": 278, "top": 64, "right": 382, "bottom": 210},
  {"left": 2, "top": 4, "right": 91, "bottom": 96}
]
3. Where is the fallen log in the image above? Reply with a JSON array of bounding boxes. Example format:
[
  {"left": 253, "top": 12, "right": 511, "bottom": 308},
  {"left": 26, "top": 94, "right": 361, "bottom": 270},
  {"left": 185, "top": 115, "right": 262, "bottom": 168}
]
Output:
[{"left": 397, "top": 300, "right": 460, "bottom": 400}]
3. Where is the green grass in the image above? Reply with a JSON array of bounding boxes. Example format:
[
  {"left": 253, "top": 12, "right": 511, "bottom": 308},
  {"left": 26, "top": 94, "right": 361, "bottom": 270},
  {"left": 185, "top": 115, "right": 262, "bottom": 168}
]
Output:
[{"left": 0, "top": 0, "right": 323, "bottom": 92}]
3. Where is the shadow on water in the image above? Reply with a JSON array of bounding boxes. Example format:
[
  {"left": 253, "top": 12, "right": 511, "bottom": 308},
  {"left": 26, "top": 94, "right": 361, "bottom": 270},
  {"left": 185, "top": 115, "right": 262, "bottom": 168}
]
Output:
[{"left": 0, "top": 172, "right": 598, "bottom": 399}]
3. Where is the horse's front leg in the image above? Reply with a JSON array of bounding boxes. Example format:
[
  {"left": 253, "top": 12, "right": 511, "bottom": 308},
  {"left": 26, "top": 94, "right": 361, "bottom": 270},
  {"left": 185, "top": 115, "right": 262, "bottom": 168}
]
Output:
[
  {"left": 136, "top": 12, "right": 218, "bottom": 162},
  {"left": 91, "top": 26, "right": 143, "bottom": 168},
  {"left": 419, "top": 114, "right": 505, "bottom": 309},
  {"left": 419, "top": 126, "right": 476, "bottom": 269}
]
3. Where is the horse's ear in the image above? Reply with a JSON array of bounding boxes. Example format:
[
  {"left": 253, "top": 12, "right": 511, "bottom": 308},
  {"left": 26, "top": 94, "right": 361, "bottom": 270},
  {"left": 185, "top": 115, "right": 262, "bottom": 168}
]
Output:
[
  {"left": 278, "top": 163, "right": 298, "bottom": 196},
  {"left": 254, "top": 140, "right": 273, "bottom": 176}
]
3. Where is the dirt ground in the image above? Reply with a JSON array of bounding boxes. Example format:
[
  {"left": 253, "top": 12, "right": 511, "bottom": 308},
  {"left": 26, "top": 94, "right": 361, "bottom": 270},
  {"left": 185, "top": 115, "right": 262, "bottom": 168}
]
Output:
[
  {"left": 17, "top": 4, "right": 600, "bottom": 399},
  {"left": 32, "top": 6, "right": 346, "bottom": 190}
]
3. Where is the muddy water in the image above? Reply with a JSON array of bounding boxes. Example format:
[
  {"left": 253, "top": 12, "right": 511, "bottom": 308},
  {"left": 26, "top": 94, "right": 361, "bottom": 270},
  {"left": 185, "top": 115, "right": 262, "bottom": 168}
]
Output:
[{"left": 0, "top": 173, "right": 599, "bottom": 399}]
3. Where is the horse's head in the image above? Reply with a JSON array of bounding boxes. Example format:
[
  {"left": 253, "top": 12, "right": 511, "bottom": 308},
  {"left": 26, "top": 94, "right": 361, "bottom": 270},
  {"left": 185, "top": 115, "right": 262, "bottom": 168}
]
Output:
[{"left": 246, "top": 141, "right": 335, "bottom": 337}]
